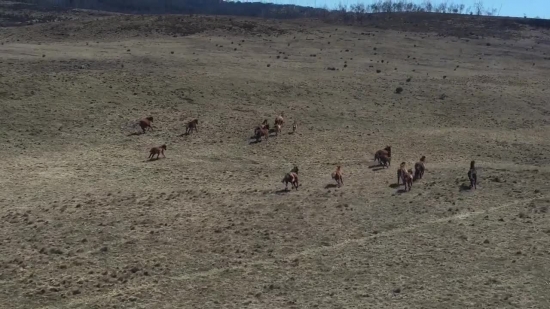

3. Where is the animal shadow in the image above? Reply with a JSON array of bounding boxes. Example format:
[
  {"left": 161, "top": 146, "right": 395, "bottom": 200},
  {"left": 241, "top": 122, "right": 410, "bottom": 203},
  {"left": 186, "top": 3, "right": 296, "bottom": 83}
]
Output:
[
  {"left": 459, "top": 183, "right": 473, "bottom": 192},
  {"left": 396, "top": 189, "right": 408, "bottom": 194},
  {"left": 145, "top": 158, "right": 160, "bottom": 162},
  {"left": 369, "top": 165, "right": 386, "bottom": 171},
  {"left": 287, "top": 132, "right": 295, "bottom": 135},
  {"left": 127, "top": 131, "right": 144, "bottom": 136},
  {"left": 248, "top": 139, "right": 262, "bottom": 145},
  {"left": 325, "top": 184, "right": 338, "bottom": 189},
  {"left": 389, "top": 183, "right": 401, "bottom": 189},
  {"left": 275, "top": 189, "right": 291, "bottom": 194}
]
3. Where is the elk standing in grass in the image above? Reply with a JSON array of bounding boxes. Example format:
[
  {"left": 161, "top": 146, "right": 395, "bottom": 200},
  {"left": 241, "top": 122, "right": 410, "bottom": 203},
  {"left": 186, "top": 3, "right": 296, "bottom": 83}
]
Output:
[
  {"left": 282, "top": 166, "right": 299, "bottom": 190},
  {"left": 185, "top": 119, "right": 198, "bottom": 135},
  {"left": 331, "top": 165, "right": 343, "bottom": 187},
  {"left": 148, "top": 144, "right": 166, "bottom": 160},
  {"left": 414, "top": 156, "right": 426, "bottom": 181},
  {"left": 468, "top": 160, "right": 477, "bottom": 189},
  {"left": 374, "top": 146, "right": 391, "bottom": 164},
  {"left": 138, "top": 116, "right": 154, "bottom": 133}
]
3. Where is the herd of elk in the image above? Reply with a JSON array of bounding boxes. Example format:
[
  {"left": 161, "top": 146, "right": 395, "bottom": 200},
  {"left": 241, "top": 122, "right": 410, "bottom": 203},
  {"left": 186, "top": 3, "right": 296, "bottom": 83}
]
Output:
[
  {"left": 253, "top": 113, "right": 291, "bottom": 141},
  {"left": 134, "top": 115, "right": 477, "bottom": 193}
]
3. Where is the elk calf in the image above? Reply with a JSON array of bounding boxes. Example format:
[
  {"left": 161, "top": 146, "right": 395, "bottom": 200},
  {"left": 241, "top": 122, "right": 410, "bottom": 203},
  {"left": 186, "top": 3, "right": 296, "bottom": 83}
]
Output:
[
  {"left": 275, "top": 124, "right": 282, "bottom": 136},
  {"left": 414, "top": 156, "right": 426, "bottom": 181},
  {"left": 282, "top": 166, "right": 299, "bottom": 190},
  {"left": 148, "top": 144, "right": 166, "bottom": 160},
  {"left": 186, "top": 119, "right": 198, "bottom": 135},
  {"left": 331, "top": 165, "right": 343, "bottom": 187},
  {"left": 404, "top": 168, "right": 414, "bottom": 191},
  {"left": 274, "top": 112, "right": 285, "bottom": 126},
  {"left": 468, "top": 160, "right": 477, "bottom": 189},
  {"left": 374, "top": 146, "right": 392, "bottom": 164},
  {"left": 379, "top": 154, "right": 391, "bottom": 168},
  {"left": 254, "top": 125, "right": 269, "bottom": 142},
  {"left": 139, "top": 116, "right": 154, "bottom": 133}
]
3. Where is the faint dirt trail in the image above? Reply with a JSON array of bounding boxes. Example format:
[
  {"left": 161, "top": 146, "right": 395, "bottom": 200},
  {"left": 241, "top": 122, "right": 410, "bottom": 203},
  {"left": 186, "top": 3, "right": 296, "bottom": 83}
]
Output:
[{"left": 40, "top": 194, "right": 548, "bottom": 309}]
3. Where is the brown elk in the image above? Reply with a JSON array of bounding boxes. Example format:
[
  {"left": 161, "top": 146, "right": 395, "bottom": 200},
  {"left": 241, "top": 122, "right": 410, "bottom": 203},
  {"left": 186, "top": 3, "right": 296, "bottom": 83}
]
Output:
[
  {"left": 148, "top": 144, "right": 166, "bottom": 160},
  {"left": 397, "top": 162, "right": 405, "bottom": 184},
  {"left": 414, "top": 156, "right": 426, "bottom": 181},
  {"left": 282, "top": 166, "right": 299, "bottom": 190},
  {"left": 404, "top": 168, "right": 414, "bottom": 191},
  {"left": 378, "top": 153, "right": 391, "bottom": 168},
  {"left": 275, "top": 124, "right": 282, "bottom": 136},
  {"left": 138, "top": 116, "right": 154, "bottom": 133},
  {"left": 254, "top": 123, "right": 269, "bottom": 142},
  {"left": 331, "top": 165, "right": 343, "bottom": 187},
  {"left": 185, "top": 119, "right": 198, "bottom": 135},
  {"left": 374, "top": 146, "right": 391, "bottom": 164},
  {"left": 468, "top": 160, "right": 477, "bottom": 189},
  {"left": 274, "top": 112, "right": 284, "bottom": 126},
  {"left": 397, "top": 162, "right": 413, "bottom": 191}
]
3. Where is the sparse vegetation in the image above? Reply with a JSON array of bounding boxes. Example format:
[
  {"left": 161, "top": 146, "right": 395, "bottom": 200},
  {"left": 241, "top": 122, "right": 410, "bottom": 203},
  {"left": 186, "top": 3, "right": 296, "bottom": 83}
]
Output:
[{"left": 1, "top": 2, "right": 550, "bottom": 309}]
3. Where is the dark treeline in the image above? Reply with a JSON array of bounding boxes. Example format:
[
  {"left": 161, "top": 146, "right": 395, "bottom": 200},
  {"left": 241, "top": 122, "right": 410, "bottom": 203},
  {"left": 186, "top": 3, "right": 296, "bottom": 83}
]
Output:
[{"left": 14, "top": 0, "right": 550, "bottom": 29}]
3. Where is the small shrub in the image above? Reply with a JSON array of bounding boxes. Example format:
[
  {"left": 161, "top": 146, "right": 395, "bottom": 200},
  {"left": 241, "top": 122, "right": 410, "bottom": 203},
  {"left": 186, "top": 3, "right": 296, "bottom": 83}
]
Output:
[
  {"left": 406, "top": 77, "right": 411, "bottom": 82},
  {"left": 376, "top": 70, "right": 381, "bottom": 73},
  {"left": 267, "top": 64, "right": 271, "bottom": 67},
  {"left": 395, "top": 87, "right": 403, "bottom": 94},
  {"left": 171, "top": 51, "right": 174, "bottom": 54}
]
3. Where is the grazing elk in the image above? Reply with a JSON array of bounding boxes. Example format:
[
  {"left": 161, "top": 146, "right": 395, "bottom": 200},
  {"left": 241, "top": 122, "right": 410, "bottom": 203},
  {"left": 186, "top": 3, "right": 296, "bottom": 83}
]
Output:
[
  {"left": 374, "top": 146, "right": 392, "bottom": 164},
  {"left": 138, "top": 116, "right": 154, "bottom": 133},
  {"left": 282, "top": 166, "right": 299, "bottom": 190},
  {"left": 185, "top": 119, "right": 198, "bottom": 135},
  {"left": 468, "top": 160, "right": 477, "bottom": 189},
  {"left": 414, "top": 156, "right": 426, "bottom": 181},
  {"left": 148, "top": 144, "right": 166, "bottom": 160},
  {"left": 331, "top": 165, "right": 343, "bottom": 187}
]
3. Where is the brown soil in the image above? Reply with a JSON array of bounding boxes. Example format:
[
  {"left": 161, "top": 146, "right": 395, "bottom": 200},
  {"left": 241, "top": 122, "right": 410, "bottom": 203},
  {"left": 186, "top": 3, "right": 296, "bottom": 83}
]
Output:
[{"left": 1, "top": 3, "right": 550, "bottom": 309}]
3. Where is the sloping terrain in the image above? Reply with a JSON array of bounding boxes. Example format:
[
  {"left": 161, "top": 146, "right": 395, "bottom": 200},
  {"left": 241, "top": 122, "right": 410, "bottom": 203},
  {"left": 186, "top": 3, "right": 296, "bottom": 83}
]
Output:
[{"left": 0, "top": 4, "right": 550, "bottom": 309}]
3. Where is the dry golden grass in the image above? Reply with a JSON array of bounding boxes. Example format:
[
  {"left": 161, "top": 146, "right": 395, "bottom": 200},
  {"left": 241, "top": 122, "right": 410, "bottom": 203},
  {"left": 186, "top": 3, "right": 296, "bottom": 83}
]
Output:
[{"left": 1, "top": 8, "right": 550, "bottom": 309}]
